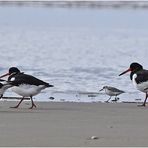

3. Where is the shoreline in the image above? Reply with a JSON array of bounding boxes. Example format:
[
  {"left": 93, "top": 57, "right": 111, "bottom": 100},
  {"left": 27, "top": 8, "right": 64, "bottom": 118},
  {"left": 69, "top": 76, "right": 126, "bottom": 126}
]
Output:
[
  {"left": 0, "top": 101, "right": 148, "bottom": 146},
  {"left": 0, "top": 96, "right": 143, "bottom": 104}
]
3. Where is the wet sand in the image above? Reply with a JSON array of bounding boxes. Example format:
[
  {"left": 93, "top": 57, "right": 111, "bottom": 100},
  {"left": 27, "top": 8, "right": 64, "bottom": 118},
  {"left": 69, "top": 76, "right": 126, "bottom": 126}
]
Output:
[{"left": 0, "top": 101, "right": 148, "bottom": 147}]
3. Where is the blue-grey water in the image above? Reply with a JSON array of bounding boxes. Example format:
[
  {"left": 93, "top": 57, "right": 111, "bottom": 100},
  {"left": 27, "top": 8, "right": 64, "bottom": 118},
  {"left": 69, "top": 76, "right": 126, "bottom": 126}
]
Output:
[{"left": 0, "top": 5, "right": 148, "bottom": 102}]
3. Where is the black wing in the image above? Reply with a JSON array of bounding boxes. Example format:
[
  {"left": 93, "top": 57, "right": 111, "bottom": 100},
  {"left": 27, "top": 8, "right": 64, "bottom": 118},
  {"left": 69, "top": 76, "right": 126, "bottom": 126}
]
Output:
[
  {"left": 135, "top": 69, "right": 148, "bottom": 84},
  {"left": 9, "top": 73, "right": 53, "bottom": 87}
]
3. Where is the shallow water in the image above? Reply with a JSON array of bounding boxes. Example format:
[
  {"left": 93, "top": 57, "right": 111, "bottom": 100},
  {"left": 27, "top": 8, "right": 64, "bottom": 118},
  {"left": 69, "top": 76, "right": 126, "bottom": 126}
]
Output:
[{"left": 0, "top": 6, "right": 148, "bottom": 102}]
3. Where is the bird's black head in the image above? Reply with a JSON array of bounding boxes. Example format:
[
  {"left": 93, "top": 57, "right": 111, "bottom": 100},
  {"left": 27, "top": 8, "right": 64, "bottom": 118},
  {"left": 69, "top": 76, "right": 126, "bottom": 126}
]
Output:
[
  {"left": 129, "top": 62, "right": 143, "bottom": 72},
  {"left": 9, "top": 67, "right": 20, "bottom": 75},
  {"left": 119, "top": 62, "right": 143, "bottom": 76},
  {"left": 0, "top": 67, "right": 21, "bottom": 79}
]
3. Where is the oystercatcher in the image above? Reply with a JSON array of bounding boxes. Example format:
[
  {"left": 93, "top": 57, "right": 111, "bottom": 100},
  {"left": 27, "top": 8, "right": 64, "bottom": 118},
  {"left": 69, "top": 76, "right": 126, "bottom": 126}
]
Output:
[
  {"left": 0, "top": 67, "right": 54, "bottom": 109},
  {"left": 119, "top": 62, "right": 148, "bottom": 106},
  {"left": 100, "top": 86, "right": 125, "bottom": 102}
]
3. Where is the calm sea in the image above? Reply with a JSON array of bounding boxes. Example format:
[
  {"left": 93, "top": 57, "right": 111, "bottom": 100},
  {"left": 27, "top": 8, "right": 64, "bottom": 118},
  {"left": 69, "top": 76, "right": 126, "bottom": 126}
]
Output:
[{"left": 0, "top": 5, "right": 148, "bottom": 102}]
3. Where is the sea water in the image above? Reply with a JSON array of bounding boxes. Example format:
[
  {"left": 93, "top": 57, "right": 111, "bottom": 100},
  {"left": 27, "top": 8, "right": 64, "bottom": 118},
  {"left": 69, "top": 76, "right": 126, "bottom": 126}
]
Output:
[{"left": 0, "top": 5, "right": 148, "bottom": 102}]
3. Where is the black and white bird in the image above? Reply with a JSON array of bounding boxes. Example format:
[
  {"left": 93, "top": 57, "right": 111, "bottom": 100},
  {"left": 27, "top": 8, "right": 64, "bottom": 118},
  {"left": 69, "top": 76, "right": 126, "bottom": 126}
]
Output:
[
  {"left": 100, "top": 86, "right": 125, "bottom": 102},
  {"left": 119, "top": 62, "right": 148, "bottom": 106},
  {"left": 0, "top": 67, "right": 54, "bottom": 109},
  {"left": 0, "top": 80, "right": 14, "bottom": 98}
]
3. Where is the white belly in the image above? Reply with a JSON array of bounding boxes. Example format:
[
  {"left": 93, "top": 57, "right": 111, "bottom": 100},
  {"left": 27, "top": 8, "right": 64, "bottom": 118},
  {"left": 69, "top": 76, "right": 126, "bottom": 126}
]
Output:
[
  {"left": 132, "top": 74, "right": 148, "bottom": 93},
  {"left": 11, "top": 84, "right": 46, "bottom": 97}
]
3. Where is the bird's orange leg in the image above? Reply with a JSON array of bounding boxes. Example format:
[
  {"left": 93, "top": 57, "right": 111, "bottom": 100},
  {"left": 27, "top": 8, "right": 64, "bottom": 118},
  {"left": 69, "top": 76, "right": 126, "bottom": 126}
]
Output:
[
  {"left": 142, "top": 93, "right": 148, "bottom": 106},
  {"left": 29, "top": 96, "right": 37, "bottom": 109},
  {"left": 138, "top": 93, "right": 148, "bottom": 107},
  {"left": 10, "top": 97, "right": 24, "bottom": 108}
]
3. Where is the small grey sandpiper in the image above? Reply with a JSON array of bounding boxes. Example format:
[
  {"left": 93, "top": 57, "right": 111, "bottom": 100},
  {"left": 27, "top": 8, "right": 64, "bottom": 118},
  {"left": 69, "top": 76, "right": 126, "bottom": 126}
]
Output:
[{"left": 100, "top": 86, "right": 125, "bottom": 103}]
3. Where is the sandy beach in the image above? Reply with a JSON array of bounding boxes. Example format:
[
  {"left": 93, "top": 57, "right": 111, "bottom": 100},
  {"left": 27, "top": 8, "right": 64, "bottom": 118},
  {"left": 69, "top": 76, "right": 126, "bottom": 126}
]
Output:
[{"left": 0, "top": 101, "right": 147, "bottom": 147}]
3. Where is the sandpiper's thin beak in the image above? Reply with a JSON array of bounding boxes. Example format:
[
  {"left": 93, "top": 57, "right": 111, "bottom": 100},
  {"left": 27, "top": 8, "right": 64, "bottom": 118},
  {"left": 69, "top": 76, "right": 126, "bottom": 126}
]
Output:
[
  {"left": 119, "top": 68, "right": 131, "bottom": 76},
  {"left": 99, "top": 88, "right": 104, "bottom": 91},
  {"left": 0, "top": 72, "right": 10, "bottom": 78}
]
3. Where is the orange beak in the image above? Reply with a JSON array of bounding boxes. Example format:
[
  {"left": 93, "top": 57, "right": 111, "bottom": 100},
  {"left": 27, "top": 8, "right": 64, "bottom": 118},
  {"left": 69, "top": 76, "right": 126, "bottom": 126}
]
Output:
[
  {"left": 0, "top": 72, "right": 10, "bottom": 78},
  {"left": 119, "top": 68, "right": 131, "bottom": 76}
]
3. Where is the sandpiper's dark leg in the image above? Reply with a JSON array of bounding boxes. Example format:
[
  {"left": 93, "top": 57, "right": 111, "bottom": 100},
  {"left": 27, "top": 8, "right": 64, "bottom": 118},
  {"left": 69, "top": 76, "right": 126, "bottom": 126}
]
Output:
[
  {"left": 112, "top": 96, "right": 118, "bottom": 102},
  {"left": 10, "top": 97, "right": 24, "bottom": 108},
  {"left": 29, "top": 96, "right": 37, "bottom": 109},
  {"left": 106, "top": 96, "right": 111, "bottom": 103},
  {"left": 138, "top": 93, "right": 148, "bottom": 107}
]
